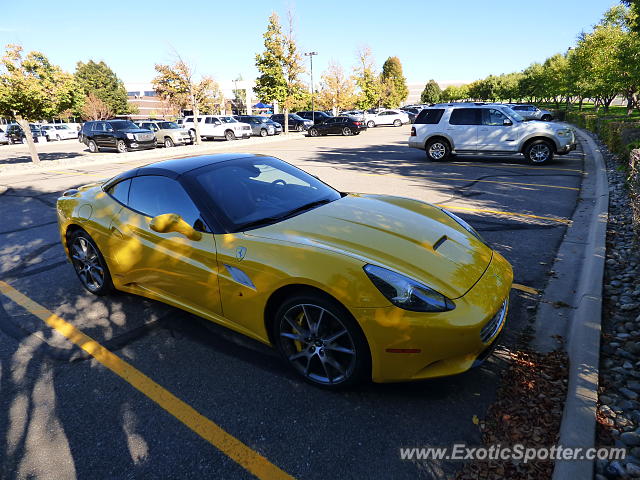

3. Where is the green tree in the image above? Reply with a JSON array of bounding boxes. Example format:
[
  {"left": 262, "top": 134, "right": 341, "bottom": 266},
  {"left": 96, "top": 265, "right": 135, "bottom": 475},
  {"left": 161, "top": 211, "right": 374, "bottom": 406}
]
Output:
[
  {"left": 153, "top": 55, "right": 222, "bottom": 143},
  {"left": 353, "top": 46, "right": 380, "bottom": 109},
  {"left": 420, "top": 79, "right": 441, "bottom": 104},
  {"left": 0, "top": 44, "right": 79, "bottom": 163},
  {"left": 75, "top": 60, "right": 130, "bottom": 116},
  {"left": 380, "top": 56, "right": 408, "bottom": 107},
  {"left": 254, "top": 12, "right": 306, "bottom": 133}
]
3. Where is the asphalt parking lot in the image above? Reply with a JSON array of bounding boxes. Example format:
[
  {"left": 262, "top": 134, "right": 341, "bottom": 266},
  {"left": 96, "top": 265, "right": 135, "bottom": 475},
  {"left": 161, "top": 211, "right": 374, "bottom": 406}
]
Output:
[{"left": 0, "top": 126, "right": 584, "bottom": 479}]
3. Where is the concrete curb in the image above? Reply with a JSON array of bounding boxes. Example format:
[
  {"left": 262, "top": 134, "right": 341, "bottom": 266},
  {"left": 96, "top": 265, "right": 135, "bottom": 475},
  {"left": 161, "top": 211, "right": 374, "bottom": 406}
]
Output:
[
  {"left": 0, "top": 132, "right": 308, "bottom": 177},
  {"left": 540, "top": 129, "right": 608, "bottom": 480}
]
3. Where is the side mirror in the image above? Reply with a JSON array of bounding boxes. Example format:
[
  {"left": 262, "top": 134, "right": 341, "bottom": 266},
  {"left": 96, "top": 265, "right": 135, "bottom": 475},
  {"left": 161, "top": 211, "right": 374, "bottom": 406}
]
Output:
[
  {"left": 149, "top": 213, "right": 202, "bottom": 241},
  {"left": 503, "top": 119, "right": 513, "bottom": 126}
]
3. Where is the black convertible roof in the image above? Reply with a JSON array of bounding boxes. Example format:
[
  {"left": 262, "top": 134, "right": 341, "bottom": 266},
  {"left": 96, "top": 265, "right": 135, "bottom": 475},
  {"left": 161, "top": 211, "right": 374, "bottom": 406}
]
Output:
[{"left": 102, "top": 154, "right": 260, "bottom": 188}]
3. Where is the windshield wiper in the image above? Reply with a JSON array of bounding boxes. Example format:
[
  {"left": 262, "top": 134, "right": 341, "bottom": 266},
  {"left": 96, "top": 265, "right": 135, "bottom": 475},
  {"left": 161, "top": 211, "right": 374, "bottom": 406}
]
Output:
[{"left": 238, "top": 198, "right": 334, "bottom": 231}]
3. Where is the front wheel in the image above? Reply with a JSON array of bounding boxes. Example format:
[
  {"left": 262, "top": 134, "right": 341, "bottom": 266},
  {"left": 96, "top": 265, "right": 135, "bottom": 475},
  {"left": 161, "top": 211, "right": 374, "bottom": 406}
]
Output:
[
  {"left": 260, "top": 128, "right": 268, "bottom": 137},
  {"left": 309, "top": 128, "right": 319, "bottom": 137},
  {"left": 366, "top": 120, "right": 375, "bottom": 128},
  {"left": 296, "top": 124, "right": 304, "bottom": 132},
  {"left": 273, "top": 293, "right": 370, "bottom": 389},
  {"left": 116, "top": 140, "right": 128, "bottom": 153},
  {"left": 164, "top": 137, "right": 174, "bottom": 148},
  {"left": 541, "top": 114, "right": 553, "bottom": 121},
  {"left": 425, "top": 138, "right": 451, "bottom": 161},
  {"left": 69, "top": 230, "right": 114, "bottom": 296},
  {"left": 393, "top": 119, "right": 402, "bottom": 127},
  {"left": 524, "top": 140, "right": 554, "bottom": 164},
  {"left": 225, "top": 130, "right": 236, "bottom": 141}
]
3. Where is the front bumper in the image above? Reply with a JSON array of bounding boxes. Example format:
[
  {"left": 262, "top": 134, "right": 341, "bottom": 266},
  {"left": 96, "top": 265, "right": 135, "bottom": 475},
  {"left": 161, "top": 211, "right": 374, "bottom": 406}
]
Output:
[
  {"left": 354, "top": 251, "right": 513, "bottom": 383},
  {"left": 126, "top": 139, "right": 156, "bottom": 150}
]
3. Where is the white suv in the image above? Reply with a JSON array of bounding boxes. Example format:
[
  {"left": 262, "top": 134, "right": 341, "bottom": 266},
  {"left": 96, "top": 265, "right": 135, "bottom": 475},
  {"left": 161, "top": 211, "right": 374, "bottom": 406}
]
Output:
[
  {"left": 408, "top": 104, "right": 576, "bottom": 165},
  {"left": 183, "top": 115, "right": 252, "bottom": 141},
  {"left": 365, "top": 109, "right": 410, "bottom": 128}
]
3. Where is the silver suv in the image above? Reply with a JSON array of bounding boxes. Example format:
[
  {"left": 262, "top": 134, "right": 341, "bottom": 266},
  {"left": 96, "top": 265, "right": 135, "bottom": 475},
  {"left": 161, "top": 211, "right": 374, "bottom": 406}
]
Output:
[
  {"left": 507, "top": 104, "right": 553, "bottom": 121},
  {"left": 408, "top": 103, "right": 576, "bottom": 165}
]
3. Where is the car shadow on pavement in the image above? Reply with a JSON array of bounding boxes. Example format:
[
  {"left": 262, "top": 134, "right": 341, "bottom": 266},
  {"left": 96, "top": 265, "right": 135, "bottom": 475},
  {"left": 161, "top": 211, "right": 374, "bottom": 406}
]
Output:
[{"left": 0, "top": 151, "right": 85, "bottom": 166}]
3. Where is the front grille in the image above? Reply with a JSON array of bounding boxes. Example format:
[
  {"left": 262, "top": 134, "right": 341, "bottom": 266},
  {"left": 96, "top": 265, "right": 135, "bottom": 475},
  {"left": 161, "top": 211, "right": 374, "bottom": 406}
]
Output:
[
  {"left": 243, "top": 126, "right": 251, "bottom": 130},
  {"left": 135, "top": 132, "right": 155, "bottom": 141},
  {"left": 480, "top": 299, "right": 508, "bottom": 343}
]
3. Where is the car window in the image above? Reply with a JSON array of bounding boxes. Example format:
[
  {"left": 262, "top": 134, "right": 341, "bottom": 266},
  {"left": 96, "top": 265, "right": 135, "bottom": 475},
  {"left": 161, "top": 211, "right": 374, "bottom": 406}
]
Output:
[
  {"left": 91, "top": 122, "right": 104, "bottom": 132},
  {"left": 107, "top": 178, "right": 131, "bottom": 205},
  {"left": 483, "top": 108, "right": 508, "bottom": 126},
  {"left": 449, "top": 108, "right": 481, "bottom": 125},
  {"left": 529, "top": 106, "right": 537, "bottom": 111},
  {"left": 128, "top": 176, "right": 201, "bottom": 227},
  {"left": 415, "top": 109, "right": 444, "bottom": 124}
]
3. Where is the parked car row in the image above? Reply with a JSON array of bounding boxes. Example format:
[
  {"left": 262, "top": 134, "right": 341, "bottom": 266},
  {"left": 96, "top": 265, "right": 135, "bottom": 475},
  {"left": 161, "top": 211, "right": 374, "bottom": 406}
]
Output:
[{"left": 0, "top": 122, "right": 78, "bottom": 145}]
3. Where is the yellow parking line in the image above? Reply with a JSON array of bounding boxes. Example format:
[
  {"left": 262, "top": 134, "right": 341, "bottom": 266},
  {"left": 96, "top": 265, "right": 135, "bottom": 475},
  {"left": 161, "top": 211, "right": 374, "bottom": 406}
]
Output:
[
  {"left": 435, "top": 204, "right": 571, "bottom": 224},
  {"left": 363, "top": 172, "right": 579, "bottom": 191},
  {"left": 0, "top": 280, "right": 294, "bottom": 480},
  {"left": 446, "top": 163, "right": 583, "bottom": 173},
  {"left": 512, "top": 283, "right": 540, "bottom": 295}
]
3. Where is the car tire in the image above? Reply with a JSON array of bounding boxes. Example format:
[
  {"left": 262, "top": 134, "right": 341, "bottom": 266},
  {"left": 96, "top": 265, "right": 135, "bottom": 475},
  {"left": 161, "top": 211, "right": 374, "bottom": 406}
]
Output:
[
  {"left": 88, "top": 140, "right": 99, "bottom": 153},
  {"left": 68, "top": 229, "right": 114, "bottom": 296},
  {"left": 309, "top": 128, "right": 319, "bottom": 137},
  {"left": 296, "top": 124, "right": 304, "bottom": 132},
  {"left": 272, "top": 291, "right": 370, "bottom": 389},
  {"left": 541, "top": 114, "right": 553, "bottom": 121},
  {"left": 366, "top": 120, "right": 375, "bottom": 128},
  {"left": 393, "top": 119, "right": 402, "bottom": 127},
  {"left": 225, "top": 130, "right": 236, "bottom": 141},
  {"left": 116, "top": 140, "right": 128, "bottom": 153},
  {"left": 55, "top": 134, "right": 61, "bottom": 141},
  {"left": 425, "top": 138, "right": 451, "bottom": 162},
  {"left": 260, "top": 128, "right": 268, "bottom": 137},
  {"left": 342, "top": 127, "right": 352, "bottom": 136},
  {"left": 164, "top": 137, "right": 174, "bottom": 148},
  {"left": 524, "top": 139, "right": 554, "bottom": 165}
]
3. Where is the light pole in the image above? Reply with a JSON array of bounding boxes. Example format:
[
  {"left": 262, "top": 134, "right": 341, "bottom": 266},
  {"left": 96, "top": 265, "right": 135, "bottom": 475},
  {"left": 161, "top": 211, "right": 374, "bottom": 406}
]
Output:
[{"left": 305, "top": 51, "right": 318, "bottom": 124}]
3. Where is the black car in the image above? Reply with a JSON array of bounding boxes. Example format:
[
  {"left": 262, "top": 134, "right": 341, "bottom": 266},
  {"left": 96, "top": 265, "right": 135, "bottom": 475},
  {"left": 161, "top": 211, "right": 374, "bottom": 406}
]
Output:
[
  {"left": 295, "top": 111, "right": 332, "bottom": 124},
  {"left": 80, "top": 120, "right": 156, "bottom": 153},
  {"left": 308, "top": 116, "right": 366, "bottom": 137},
  {"left": 5, "top": 123, "right": 45, "bottom": 144},
  {"left": 270, "top": 114, "right": 311, "bottom": 132}
]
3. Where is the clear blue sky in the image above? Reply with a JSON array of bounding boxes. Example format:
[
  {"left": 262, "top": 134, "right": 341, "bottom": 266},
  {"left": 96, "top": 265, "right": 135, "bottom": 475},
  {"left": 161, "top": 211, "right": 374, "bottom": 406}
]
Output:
[{"left": 1, "top": 0, "right": 618, "bottom": 87}]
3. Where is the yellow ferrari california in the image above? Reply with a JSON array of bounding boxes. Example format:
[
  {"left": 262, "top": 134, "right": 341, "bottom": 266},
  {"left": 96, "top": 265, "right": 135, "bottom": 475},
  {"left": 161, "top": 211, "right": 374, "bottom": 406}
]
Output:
[{"left": 57, "top": 154, "right": 512, "bottom": 389}]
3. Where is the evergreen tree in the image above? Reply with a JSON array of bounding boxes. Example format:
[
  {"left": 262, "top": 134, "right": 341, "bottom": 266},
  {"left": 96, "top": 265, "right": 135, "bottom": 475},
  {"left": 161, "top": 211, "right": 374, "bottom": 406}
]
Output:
[
  {"left": 420, "top": 79, "right": 441, "bottom": 104},
  {"left": 75, "top": 60, "right": 130, "bottom": 115}
]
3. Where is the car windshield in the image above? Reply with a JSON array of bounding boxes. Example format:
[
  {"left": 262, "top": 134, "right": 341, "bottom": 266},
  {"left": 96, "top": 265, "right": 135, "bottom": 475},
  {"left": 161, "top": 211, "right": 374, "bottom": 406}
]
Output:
[
  {"left": 497, "top": 105, "right": 524, "bottom": 122},
  {"left": 289, "top": 114, "right": 304, "bottom": 121},
  {"left": 55, "top": 125, "right": 69, "bottom": 130},
  {"left": 191, "top": 156, "right": 341, "bottom": 231},
  {"left": 220, "top": 117, "right": 237, "bottom": 123},
  {"left": 110, "top": 120, "right": 139, "bottom": 130},
  {"left": 158, "top": 122, "right": 179, "bottom": 129}
]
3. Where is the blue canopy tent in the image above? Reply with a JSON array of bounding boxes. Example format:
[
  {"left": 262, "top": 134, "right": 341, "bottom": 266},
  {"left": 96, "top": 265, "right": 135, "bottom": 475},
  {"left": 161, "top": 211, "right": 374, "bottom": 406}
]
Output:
[{"left": 253, "top": 102, "right": 273, "bottom": 109}]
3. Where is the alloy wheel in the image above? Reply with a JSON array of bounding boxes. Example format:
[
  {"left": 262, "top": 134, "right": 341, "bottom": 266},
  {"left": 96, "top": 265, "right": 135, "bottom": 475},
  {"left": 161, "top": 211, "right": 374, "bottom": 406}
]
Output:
[
  {"left": 117, "top": 140, "right": 127, "bottom": 153},
  {"left": 278, "top": 303, "right": 357, "bottom": 386},
  {"left": 342, "top": 127, "right": 352, "bottom": 136},
  {"left": 429, "top": 142, "right": 446, "bottom": 160},
  {"left": 530, "top": 143, "right": 551, "bottom": 163},
  {"left": 71, "top": 236, "right": 105, "bottom": 292}
]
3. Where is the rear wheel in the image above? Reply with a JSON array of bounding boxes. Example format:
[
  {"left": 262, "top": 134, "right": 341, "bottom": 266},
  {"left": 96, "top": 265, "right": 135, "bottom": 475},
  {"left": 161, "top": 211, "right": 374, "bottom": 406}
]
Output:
[
  {"left": 541, "top": 114, "right": 553, "bottom": 121},
  {"left": 342, "top": 127, "right": 352, "bottom": 136},
  {"left": 56, "top": 134, "right": 61, "bottom": 141},
  {"left": 225, "top": 130, "right": 236, "bottom": 141},
  {"left": 116, "top": 140, "right": 127, "bottom": 153},
  {"left": 272, "top": 292, "right": 370, "bottom": 389},
  {"left": 425, "top": 138, "right": 451, "bottom": 161},
  {"left": 309, "top": 128, "right": 319, "bottom": 137},
  {"left": 366, "top": 120, "right": 375, "bottom": 128},
  {"left": 69, "top": 230, "right": 114, "bottom": 296},
  {"left": 88, "top": 140, "right": 99, "bottom": 153},
  {"left": 524, "top": 139, "right": 554, "bottom": 164},
  {"left": 393, "top": 119, "right": 402, "bottom": 127}
]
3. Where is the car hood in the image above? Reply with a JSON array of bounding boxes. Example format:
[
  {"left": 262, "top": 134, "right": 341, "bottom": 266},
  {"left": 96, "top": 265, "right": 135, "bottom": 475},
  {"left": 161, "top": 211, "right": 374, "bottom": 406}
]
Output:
[
  {"left": 246, "top": 194, "right": 493, "bottom": 299},
  {"left": 122, "top": 128, "right": 153, "bottom": 134}
]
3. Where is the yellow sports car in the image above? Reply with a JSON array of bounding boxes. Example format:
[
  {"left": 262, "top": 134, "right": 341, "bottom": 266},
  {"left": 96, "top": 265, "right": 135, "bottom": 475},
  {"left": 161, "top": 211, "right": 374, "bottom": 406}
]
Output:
[{"left": 57, "top": 154, "right": 512, "bottom": 388}]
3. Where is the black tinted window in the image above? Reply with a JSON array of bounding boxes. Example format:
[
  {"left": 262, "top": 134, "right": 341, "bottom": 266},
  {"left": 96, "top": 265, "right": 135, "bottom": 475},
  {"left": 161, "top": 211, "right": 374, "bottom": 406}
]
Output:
[
  {"left": 449, "top": 109, "right": 481, "bottom": 125},
  {"left": 128, "top": 176, "right": 200, "bottom": 227},
  {"left": 107, "top": 179, "right": 131, "bottom": 205},
  {"left": 415, "top": 109, "right": 445, "bottom": 125}
]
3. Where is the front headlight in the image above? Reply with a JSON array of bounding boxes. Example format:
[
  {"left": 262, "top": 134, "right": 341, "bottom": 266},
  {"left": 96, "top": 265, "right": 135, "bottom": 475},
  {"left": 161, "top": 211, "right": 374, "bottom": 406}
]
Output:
[
  {"left": 556, "top": 128, "right": 570, "bottom": 137},
  {"left": 440, "top": 208, "right": 484, "bottom": 242},
  {"left": 126, "top": 133, "right": 135, "bottom": 140},
  {"left": 363, "top": 264, "right": 455, "bottom": 312}
]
